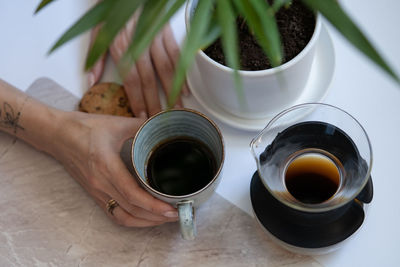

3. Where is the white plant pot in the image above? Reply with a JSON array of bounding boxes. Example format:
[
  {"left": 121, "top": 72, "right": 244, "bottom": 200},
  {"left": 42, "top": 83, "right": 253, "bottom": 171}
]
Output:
[{"left": 185, "top": 0, "right": 322, "bottom": 119}]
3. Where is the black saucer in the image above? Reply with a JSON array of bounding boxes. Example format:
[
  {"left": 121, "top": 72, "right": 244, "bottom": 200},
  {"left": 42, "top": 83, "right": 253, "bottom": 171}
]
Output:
[{"left": 250, "top": 171, "right": 369, "bottom": 248}]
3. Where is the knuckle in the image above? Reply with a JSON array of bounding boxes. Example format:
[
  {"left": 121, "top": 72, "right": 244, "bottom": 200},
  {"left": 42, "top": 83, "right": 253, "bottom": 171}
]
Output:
[
  {"left": 169, "top": 46, "right": 180, "bottom": 59},
  {"left": 149, "top": 207, "right": 159, "bottom": 216},
  {"left": 124, "top": 70, "right": 140, "bottom": 85},
  {"left": 158, "top": 61, "right": 173, "bottom": 75},
  {"left": 87, "top": 175, "right": 102, "bottom": 191},
  {"left": 140, "top": 72, "right": 156, "bottom": 87},
  {"left": 150, "top": 41, "right": 157, "bottom": 54},
  {"left": 113, "top": 216, "right": 126, "bottom": 226},
  {"left": 115, "top": 217, "right": 130, "bottom": 227},
  {"left": 125, "top": 193, "right": 139, "bottom": 206},
  {"left": 116, "top": 216, "right": 139, "bottom": 227},
  {"left": 95, "top": 161, "right": 110, "bottom": 177},
  {"left": 87, "top": 157, "right": 110, "bottom": 191},
  {"left": 146, "top": 202, "right": 163, "bottom": 215},
  {"left": 124, "top": 218, "right": 140, "bottom": 227},
  {"left": 88, "top": 150, "right": 102, "bottom": 168}
]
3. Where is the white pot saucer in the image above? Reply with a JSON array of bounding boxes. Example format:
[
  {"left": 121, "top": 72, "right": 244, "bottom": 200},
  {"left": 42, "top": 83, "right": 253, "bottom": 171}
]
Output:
[{"left": 186, "top": 24, "right": 335, "bottom": 132}]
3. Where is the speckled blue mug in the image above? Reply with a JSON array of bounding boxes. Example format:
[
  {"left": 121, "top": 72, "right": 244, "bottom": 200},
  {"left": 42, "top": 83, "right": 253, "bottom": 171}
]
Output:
[{"left": 131, "top": 109, "right": 224, "bottom": 240}]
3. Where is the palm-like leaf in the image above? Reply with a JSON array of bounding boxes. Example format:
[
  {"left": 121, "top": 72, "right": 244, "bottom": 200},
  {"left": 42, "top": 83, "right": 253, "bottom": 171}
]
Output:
[
  {"left": 169, "top": 0, "right": 214, "bottom": 106},
  {"left": 125, "top": 0, "right": 186, "bottom": 62},
  {"left": 35, "top": 0, "right": 57, "bottom": 13},
  {"left": 272, "top": 0, "right": 293, "bottom": 13},
  {"left": 303, "top": 0, "right": 399, "bottom": 83},
  {"left": 233, "top": 0, "right": 282, "bottom": 67},
  {"left": 216, "top": 0, "right": 244, "bottom": 106},
  {"left": 85, "top": 0, "right": 145, "bottom": 70},
  {"left": 48, "top": 0, "right": 116, "bottom": 54},
  {"left": 35, "top": 0, "right": 399, "bottom": 107}
]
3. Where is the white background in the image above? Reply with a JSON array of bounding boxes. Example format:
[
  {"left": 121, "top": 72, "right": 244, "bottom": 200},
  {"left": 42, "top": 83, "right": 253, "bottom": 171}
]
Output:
[{"left": 1, "top": 1, "right": 400, "bottom": 266}]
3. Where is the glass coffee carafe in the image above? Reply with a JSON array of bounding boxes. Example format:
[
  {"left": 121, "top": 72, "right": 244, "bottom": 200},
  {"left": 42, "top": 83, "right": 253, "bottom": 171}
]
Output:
[{"left": 250, "top": 103, "right": 373, "bottom": 254}]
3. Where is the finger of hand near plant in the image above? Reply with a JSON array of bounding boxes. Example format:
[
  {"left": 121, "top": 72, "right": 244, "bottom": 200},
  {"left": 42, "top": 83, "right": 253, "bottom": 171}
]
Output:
[{"left": 88, "top": 17, "right": 186, "bottom": 118}]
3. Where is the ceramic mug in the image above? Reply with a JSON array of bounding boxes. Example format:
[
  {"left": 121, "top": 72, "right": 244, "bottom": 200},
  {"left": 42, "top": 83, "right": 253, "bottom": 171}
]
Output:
[{"left": 131, "top": 109, "right": 224, "bottom": 240}]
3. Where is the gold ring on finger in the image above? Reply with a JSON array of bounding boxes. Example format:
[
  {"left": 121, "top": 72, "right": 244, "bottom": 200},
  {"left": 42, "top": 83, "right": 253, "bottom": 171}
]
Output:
[{"left": 106, "top": 199, "right": 119, "bottom": 216}]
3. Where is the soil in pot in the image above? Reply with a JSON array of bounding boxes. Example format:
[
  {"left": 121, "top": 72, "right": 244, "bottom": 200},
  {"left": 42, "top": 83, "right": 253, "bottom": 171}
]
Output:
[{"left": 203, "top": 0, "right": 316, "bottom": 71}]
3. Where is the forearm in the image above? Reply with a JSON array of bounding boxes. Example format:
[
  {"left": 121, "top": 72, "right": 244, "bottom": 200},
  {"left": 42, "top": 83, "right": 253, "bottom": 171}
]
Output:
[{"left": 0, "top": 79, "right": 65, "bottom": 155}]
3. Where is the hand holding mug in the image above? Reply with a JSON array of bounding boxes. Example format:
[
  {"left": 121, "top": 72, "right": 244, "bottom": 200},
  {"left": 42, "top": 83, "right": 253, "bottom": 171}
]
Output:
[{"left": 50, "top": 111, "right": 179, "bottom": 227}]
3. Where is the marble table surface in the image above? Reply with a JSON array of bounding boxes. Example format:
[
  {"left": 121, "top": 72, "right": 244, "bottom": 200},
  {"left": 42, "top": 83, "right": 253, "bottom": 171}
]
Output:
[{"left": 0, "top": 78, "right": 319, "bottom": 266}]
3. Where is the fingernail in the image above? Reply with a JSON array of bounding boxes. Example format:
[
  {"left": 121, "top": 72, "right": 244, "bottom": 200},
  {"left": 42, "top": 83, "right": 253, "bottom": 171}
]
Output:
[
  {"left": 163, "top": 211, "right": 178, "bottom": 218},
  {"left": 88, "top": 73, "right": 95, "bottom": 88}
]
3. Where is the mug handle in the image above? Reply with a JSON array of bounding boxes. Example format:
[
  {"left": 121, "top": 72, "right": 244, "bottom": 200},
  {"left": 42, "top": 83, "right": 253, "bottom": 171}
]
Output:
[{"left": 177, "top": 200, "right": 196, "bottom": 240}]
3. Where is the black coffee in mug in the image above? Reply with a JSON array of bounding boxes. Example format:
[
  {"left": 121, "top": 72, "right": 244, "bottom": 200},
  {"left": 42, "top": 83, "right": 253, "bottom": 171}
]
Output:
[{"left": 146, "top": 136, "right": 217, "bottom": 196}]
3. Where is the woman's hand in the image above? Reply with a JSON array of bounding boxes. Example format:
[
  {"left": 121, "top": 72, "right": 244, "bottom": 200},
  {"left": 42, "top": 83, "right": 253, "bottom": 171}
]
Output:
[
  {"left": 49, "top": 111, "right": 178, "bottom": 227},
  {"left": 0, "top": 79, "right": 177, "bottom": 227},
  {"left": 88, "top": 20, "right": 189, "bottom": 118}
]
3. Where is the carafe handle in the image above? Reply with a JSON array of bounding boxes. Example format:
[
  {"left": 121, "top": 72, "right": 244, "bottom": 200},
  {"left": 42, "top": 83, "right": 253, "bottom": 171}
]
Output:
[{"left": 355, "top": 176, "right": 373, "bottom": 203}]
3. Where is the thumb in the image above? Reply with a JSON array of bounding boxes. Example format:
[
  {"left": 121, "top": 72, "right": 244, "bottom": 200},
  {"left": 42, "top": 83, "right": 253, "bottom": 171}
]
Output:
[{"left": 114, "top": 116, "right": 147, "bottom": 141}]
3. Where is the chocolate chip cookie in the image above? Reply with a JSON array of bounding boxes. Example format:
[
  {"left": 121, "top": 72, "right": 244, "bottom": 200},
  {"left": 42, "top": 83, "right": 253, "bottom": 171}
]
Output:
[{"left": 79, "top": 82, "right": 133, "bottom": 117}]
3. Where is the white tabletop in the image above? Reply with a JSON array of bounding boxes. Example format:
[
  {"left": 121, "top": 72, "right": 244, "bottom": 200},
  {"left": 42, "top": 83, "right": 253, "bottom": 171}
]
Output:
[{"left": 1, "top": 1, "right": 400, "bottom": 266}]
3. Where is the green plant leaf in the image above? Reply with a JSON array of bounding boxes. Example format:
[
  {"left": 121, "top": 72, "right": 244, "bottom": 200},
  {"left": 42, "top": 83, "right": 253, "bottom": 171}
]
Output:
[
  {"left": 216, "top": 0, "right": 244, "bottom": 105},
  {"left": 35, "top": 0, "right": 57, "bottom": 14},
  {"left": 125, "top": 0, "right": 186, "bottom": 62},
  {"left": 302, "top": 0, "right": 399, "bottom": 83},
  {"left": 48, "top": 0, "right": 116, "bottom": 54},
  {"left": 233, "top": 0, "right": 282, "bottom": 67},
  {"left": 272, "top": 0, "right": 292, "bottom": 13},
  {"left": 131, "top": 0, "right": 168, "bottom": 48},
  {"left": 85, "top": 0, "right": 144, "bottom": 71},
  {"left": 200, "top": 19, "right": 221, "bottom": 50},
  {"left": 217, "top": 0, "right": 240, "bottom": 70},
  {"left": 169, "top": 0, "right": 215, "bottom": 107},
  {"left": 251, "top": 0, "right": 283, "bottom": 66}
]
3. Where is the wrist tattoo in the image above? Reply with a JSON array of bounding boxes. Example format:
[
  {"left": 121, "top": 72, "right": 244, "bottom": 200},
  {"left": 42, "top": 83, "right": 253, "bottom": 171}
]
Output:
[{"left": 0, "top": 98, "right": 27, "bottom": 134}]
